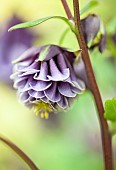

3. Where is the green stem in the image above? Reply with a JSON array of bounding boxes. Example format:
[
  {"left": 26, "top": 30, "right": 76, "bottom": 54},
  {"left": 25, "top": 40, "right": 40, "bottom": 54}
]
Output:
[{"left": 0, "top": 135, "right": 39, "bottom": 170}]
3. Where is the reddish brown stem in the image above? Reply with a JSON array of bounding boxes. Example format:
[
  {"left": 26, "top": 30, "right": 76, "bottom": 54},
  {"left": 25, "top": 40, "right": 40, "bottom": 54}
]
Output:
[
  {"left": 61, "top": 0, "right": 114, "bottom": 170},
  {"left": 73, "top": 1, "right": 113, "bottom": 170},
  {"left": 0, "top": 135, "right": 39, "bottom": 170},
  {"left": 61, "top": 0, "right": 73, "bottom": 20}
]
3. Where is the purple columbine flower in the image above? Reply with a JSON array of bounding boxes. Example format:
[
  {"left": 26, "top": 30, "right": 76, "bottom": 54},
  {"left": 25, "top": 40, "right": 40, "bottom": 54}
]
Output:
[
  {"left": 0, "top": 15, "right": 37, "bottom": 85},
  {"left": 81, "top": 14, "right": 106, "bottom": 52},
  {"left": 11, "top": 45, "right": 85, "bottom": 118}
]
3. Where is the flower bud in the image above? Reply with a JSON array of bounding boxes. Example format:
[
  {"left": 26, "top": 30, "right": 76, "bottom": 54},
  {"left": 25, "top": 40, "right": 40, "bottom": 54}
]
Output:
[{"left": 81, "top": 14, "right": 106, "bottom": 52}]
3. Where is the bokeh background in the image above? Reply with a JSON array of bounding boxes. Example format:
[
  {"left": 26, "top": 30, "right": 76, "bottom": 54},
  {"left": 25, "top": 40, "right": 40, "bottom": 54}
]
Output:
[{"left": 0, "top": 0, "right": 116, "bottom": 170}]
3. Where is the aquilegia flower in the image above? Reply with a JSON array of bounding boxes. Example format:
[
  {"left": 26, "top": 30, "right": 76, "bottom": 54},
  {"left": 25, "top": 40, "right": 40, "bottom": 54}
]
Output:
[
  {"left": 0, "top": 15, "right": 37, "bottom": 85},
  {"left": 81, "top": 14, "right": 106, "bottom": 52},
  {"left": 11, "top": 45, "right": 85, "bottom": 118}
]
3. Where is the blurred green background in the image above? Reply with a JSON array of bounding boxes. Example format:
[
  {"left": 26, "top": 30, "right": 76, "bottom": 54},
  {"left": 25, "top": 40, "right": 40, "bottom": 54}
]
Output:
[{"left": 0, "top": 0, "right": 116, "bottom": 170}]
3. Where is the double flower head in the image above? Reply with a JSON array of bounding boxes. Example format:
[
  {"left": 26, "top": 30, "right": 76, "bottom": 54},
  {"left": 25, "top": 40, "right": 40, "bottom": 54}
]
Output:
[
  {"left": 11, "top": 45, "right": 85, "bottom": 118},
  {"left": 10, "top": 14, "right": 106, "bottom": 118}
]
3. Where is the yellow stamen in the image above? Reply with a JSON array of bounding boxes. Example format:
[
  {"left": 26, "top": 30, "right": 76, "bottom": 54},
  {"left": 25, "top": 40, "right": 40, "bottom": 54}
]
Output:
[
  {"left": 44, "top": 112, "right": 49, "bottom": 119},
  {"left": 33, "top": 101, "right": 53, "bottom": 119},
  {"left": 40, "top": 113, "right": 44, "bottom": 118}
]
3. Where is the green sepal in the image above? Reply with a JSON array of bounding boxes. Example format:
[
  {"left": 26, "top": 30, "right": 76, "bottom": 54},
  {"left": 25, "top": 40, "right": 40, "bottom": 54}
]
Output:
[
  {"left": 36, "top": 46, "right": 51, "bottom": 62},
  {"left": 74, "top": 50, "right": 82, "bottom": 61}
]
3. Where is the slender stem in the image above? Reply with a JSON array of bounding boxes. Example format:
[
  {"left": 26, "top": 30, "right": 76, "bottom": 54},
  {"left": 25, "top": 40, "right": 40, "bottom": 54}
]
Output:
[
  {"left": 61, "top": 0, "right": 73, "bottom": 20},
  {"left": 0, "top": 135, "right": 39, "bottom": 170},
  {"left": 73, "top": 1, "right": 113, "bottom": 170},
  {"left": 61, "top": 0, "right": 113, "bottom": 170}
]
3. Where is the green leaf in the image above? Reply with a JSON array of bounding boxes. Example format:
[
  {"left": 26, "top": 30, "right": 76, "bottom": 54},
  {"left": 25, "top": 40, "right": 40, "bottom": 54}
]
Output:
[
  {"left": 74, "top": 50, "right": 82, "bottom": 61},
  {"left": 59, "top": 28, "right": 70, "bottom": 45},
  {"left": 8, "top": 16, "right": 74, "bottom": 32},
  {"left": 80, "top": 1, "right": 98, "bottom": 15},
  {"left": 104, "top": 98, "right": 116, "bottom": 121}
]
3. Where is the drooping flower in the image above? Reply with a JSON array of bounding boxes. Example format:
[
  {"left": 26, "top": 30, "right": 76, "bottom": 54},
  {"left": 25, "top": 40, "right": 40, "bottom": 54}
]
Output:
[
  {"left": 81, "top": 14, "right": 106, "bottom": 52},
  {"left": 11, "top": 45, "right": 85, "bottom": 118},
  {"left": 0, "top": 15, "right": 37, "bottom": 85}
]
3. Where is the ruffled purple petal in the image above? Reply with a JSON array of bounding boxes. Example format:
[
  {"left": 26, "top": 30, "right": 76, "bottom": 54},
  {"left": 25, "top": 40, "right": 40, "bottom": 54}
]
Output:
[
  {"left": 57, "top": 96, "right": 68, "bottom": 109},
  {"left": 47, "top": 58, "right": 69, "bottom": 81},
  {"left": 13, "top": 47, "right": 41, "bottom": 63},
  {"left": 29, "top": 80, "right": 52, "bottom": 91},
  {"left": 34, "top": 61, "right": 49, "bottom": 81},
  {"left": 28, "top": 89, "right": 45, "bottom": 98},
  {"left": 45, "top": 82, "right": 61, "bottom": 102},
  {"left": 71, "top": 86, "right": 83, "bottom": 94},
  {"left": 56, "top": 53, "right": 67, "bottom": 71},
  {"left": 13, "top": 77, "right": 28, "bottom": 89},
  {"left": 72, "top": 79, "right": 85, "bottom": 90},
  {"left": 19, "top": 91, "right": 30, "bottom": 103},
  {"left": 19, "top": 77, "right": 32, "bottom": 92},
  {"left": 10, "top": 72, "right": 21, "bottom": 80},
  {"left": 29, "top": 96, "right": 37, "bottom": 103},
  {"left": 19, "top": 69, "right": 40, "bottom": 77},
  {"left": 66, "top": 98, "right": 74, "bottom": 107},
  {"left": 15, "top": 60, "right": 33, "bottom": 71},
  {"left": 58, "top": 82, "right": 76, "bottom": 97},
  {"left": 41, "top": 96, "right": 49, "bottom": 103},
  {"left": 18, "top": 61, "right": 39, "bottom": 72}
]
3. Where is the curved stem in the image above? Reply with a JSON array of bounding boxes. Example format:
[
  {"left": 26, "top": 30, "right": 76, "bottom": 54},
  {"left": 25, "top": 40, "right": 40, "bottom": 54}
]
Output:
[
  {"left": 73, "top": 1, "right": 113, "bottom": 170},
  {"left": 61, "top": 0, "right": 114, "bottom": 170},
  {"left": 0, "top": 135, "right": 39, "bottom": 170}
]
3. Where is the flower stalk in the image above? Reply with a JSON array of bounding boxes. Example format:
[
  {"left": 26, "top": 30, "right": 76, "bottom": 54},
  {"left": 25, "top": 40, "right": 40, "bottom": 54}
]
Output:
[
  {"left": 61, "top": 0, "right": 73, "bottom": 20},
  {"left": 0, "top": 135, "right": 39, "bottom": 170},
  {"left": 61, "top": 0, "right": 114, "bottom": 170}
]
